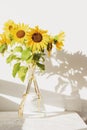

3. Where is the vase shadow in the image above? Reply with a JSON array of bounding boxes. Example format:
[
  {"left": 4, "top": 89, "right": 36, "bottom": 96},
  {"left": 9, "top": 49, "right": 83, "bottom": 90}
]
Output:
[{"left": 40, "top": 89, "right": 65, "bottom": 110}]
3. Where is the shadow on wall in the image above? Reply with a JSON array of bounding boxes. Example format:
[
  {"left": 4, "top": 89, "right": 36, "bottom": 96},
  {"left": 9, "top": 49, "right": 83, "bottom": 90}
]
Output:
[
  {"left": 0, "top": 79, "right": 25, "bottom": 111},
  {"left": 44, "top": 50, "right": 87, "bottom": 93},
  {"left": 43, "top": 50, "right": 87, "bottom": 112}
]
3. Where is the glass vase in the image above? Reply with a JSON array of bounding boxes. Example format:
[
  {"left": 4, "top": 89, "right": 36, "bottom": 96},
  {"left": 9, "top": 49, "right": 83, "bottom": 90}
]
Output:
[{"left": 18, "top": 65, "right": 45, "bottom": 118}]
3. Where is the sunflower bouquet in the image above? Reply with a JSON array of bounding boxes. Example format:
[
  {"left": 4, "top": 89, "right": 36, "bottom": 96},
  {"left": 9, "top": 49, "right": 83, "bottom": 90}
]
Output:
[
  {"left": 0, "top": 20, "right": 65, "bottom": 117},
  {"left": 0, "top": 20, "right": 64, "bottom": 82}
]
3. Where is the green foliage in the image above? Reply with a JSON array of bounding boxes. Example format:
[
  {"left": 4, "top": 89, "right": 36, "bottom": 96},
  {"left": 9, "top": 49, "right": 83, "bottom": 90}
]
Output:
[
  {"left": 5, "top": 46, "right": 46, "bottom": 82},
  {"left": 21, "top": 48, "right": 32, "bottom": 60},
  {"left": 26, "top": 55, "right": 33, "bottom": 63},
  {"left": 36, "top": 62, "right": 45, "bottom": 71},
  {"left": 12, "top": 63, "right": 20, "bottom": 77},
  {"left": 6, "top": 46, "right": 46, "bottom": 82},
  {"left": 6, "top": 54, "right": 17, "bottom": 63},
  {"left": 0, "top": 44, "right": 7, "bottom": 53},
  {"left": 12, "top": 63, "right": 28, "bottom": 81},
  {"left": 18, "top": 66, "right": 28, "bottom": 81},
  {"left": 32, "top": 52, "right": 45, "bottom": 70},
  {"left": 33, "top": 53, "right": 41, "bottom": 61},
  {"left": 33, "top": 53, "right": 45, "bottom": 62},
  {"left": 13, "top": 46, "right": 23, "bottom": 52}
]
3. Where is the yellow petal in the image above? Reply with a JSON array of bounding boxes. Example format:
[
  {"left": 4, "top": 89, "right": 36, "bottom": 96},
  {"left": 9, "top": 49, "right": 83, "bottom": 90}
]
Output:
[{"left": 58, "top": 32, "right": 65, "bottom": 42}]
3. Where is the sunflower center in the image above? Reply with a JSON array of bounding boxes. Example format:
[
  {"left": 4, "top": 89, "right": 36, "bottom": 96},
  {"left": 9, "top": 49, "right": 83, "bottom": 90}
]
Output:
[
  {"left": 9, "top": 25, "right": 13, "bottom": 30},
  {"left": 16, "top": 30, "right": 25, "bottom": 38},
  {"left": 32, "top": 33, "right": 42, "bottom": 42}
]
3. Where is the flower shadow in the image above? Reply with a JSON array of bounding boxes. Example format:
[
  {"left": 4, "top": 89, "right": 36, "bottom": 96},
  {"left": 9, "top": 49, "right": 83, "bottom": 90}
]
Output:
[
  {"left": 39, "top": 50, "right": 87, "bottom": 113},
  {"left": 44, "top": 50, "right": 87, "bottom": 94}
]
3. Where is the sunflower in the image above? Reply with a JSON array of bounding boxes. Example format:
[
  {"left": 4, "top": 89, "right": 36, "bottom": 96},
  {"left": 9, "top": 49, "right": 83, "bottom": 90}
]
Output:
[
  {"left": 27, "top": 26, "right": 50, "bottom": 52},
  {"left": 12, "top": 23, "right": 30, "bottom": 44},
  {"left": 3, "top": 20, "right": 16, "bottom": 33},
  {"left": 54, "top": 32, "right": 65, "bottom": 50},
  {"left": 3, "top": 20, "right": 17, "bottom": 41},
  {"left": 0, "top": 33, "right": 10, "bottom": 45}
]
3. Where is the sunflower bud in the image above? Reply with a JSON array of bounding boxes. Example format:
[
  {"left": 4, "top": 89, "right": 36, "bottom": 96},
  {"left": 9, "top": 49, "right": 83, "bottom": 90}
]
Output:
[
  {"left": 56, "top": 41, "right": 64, "bottom": 50},
  {"left": 47, "top": 42, "right": 52, "bottom": 56}
]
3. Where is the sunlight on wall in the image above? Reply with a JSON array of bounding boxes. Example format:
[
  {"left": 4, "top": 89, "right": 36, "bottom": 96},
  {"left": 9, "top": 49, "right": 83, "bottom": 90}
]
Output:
[{"left": 79, "top": 87, "right": 87, "bottom": 100}]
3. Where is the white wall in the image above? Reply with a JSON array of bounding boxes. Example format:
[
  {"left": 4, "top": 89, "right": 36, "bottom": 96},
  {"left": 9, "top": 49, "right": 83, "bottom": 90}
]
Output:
[{"left": 0, "top": 0, "right": 87, "bottom": 119}]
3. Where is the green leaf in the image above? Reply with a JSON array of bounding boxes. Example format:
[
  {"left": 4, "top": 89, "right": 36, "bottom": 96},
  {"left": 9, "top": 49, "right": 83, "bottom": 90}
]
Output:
[
  {"left": 18, "top": 66, "right": 28, "bottom": 82},
  {"left": 36, "top": 62, "right": 45, "bottom": 70},
  {"left": 26, "top": 55, "right": 33, "bottom": 63},
  {"left": 6, "top": 54, "right": 17, "bottom": 63},
  {"left": 54, "top": 35, "right": 58, "bottom": 41},
  {"left": 0, "top": 44, "right": 7, "bottom": 53},
  {"left": 33, "top": 53, "right": 42, "bottom": 61},
  {"left": 21, "top": 48, "right": 32, "bottom": 60},
  {"left": 12, "top": 63, "right": 20, "bottom": 77},
  {"left": 13, "top": 46, "right": 23, "bottom": 53}
]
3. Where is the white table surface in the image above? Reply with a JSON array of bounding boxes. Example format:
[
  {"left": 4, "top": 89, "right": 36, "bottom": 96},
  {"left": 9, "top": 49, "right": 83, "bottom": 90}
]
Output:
[{"left": 0, "top": 112, "right": 87, "bottom": 130}]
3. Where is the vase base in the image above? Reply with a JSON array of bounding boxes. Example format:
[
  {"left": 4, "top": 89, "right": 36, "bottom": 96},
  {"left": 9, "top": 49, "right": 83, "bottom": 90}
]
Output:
[{"left": 23, "top": 111, "right": 46, "bottom": 118}]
